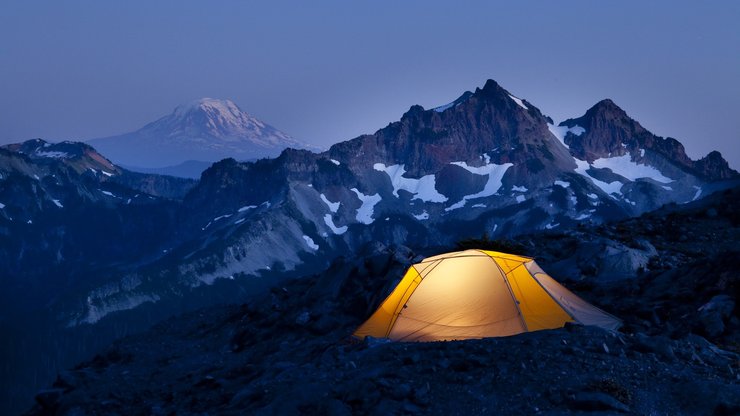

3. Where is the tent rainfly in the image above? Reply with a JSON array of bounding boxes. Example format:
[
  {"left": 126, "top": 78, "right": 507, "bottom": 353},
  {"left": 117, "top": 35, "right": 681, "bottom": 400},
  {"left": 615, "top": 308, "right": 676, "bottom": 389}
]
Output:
[{"left": 354, "top": 249, "right": 621, "bottom": 342}]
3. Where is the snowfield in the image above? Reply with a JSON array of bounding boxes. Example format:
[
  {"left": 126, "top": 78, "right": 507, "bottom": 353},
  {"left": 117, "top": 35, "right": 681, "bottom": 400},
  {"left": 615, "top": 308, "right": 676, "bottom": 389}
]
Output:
[
  {"left": 302, "top": 235, "right": 319, "bottom": 250},
  {"left": 507, "top": 94, "right": 528, "bottom": 110},
  {"left": 351, "top": 188, "right": 381, "bottom": 225},
  {"left": 591, "top": 154, "right": 673, "bottom": 183},
  {"left": 373, "top": 163, "right": 447, "bottom": 203},
  {"left": 323, "top": 214, "right": 347, "bottom": 235},
  {"left": 320, "top": 194, "right": 340, "bottom": 213}
]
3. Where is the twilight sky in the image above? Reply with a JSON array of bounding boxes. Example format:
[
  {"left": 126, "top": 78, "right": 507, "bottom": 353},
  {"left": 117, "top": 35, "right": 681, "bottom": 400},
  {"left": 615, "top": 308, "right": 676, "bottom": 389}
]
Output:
[{"left": 1, "top": 1, "right": 738, "bottom": 168}]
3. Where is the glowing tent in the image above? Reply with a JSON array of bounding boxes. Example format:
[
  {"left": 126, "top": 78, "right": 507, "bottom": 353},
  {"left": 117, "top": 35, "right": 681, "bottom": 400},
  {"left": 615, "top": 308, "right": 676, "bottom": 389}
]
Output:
[{"left": 354, "top": 249, "right": 620, "bottom": 342}]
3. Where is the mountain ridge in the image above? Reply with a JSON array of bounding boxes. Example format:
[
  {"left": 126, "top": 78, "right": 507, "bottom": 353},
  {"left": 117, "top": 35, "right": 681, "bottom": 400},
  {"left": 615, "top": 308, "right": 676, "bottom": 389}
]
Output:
[{"left": 1, "top": 79, "right": 739, "bottom": 414}]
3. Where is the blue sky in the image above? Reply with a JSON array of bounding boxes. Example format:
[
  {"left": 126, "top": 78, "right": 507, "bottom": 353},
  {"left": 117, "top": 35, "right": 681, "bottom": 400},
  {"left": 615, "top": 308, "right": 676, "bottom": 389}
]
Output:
[{"left": 1, "top": 1, "right": 738, "bottom": 167}]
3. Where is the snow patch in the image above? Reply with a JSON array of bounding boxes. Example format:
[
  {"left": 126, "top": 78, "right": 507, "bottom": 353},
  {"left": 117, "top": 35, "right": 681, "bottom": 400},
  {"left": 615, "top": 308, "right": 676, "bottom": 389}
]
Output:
[
  {"left": 471, "top": 203, "right": 487, "bottom": 208},
  {"left": 238, "top": 205, "right": 257, "bottom": 212},
  {"left": 213, "top": 214, "right": 232, "bottom": 222},
  {"left": 508, "top": 94, "right": 528, "bottom": 110},
  {"left": 413, "top": 211, "right": 429, "bottom": 220},
  {"left": 569, "top": 126, "right": 586, "bottom": 136},
  {"left": 373, "top": 163, "right": 447, "bottom": 203},
  {"left": 351, "top": 188, "right": 382, "bottom": 225},
  {"left": 234, "top": 218, "right": 245, "bottom": 225},
  {"left": 692, "top": 186, "right": 702, "bottom": 201},
  {"left": 433, "top": 101, "right": 455, "bottom": 112},
  {"left": 587, "top": 193, "right": 598, "bottom": 199},
  {"left": 640, "top": 149, "right": 645, "bottom": 157},
  {"left": 449, "top": 160, "right": 513, "bottom": 202},
  {"left": 323, "top": 214, "right": 347, "bottom": 235},
  {"left": 444, "top": 200, "right": 467, "bottom": 212},
  {"left": 512, "top": 185, "right": 528, "bottom": 192},
  {"left": 0, "top": 202, "right": 5, "bottom": 209},
  {"left": 548, "top": 124, "right": 586, "bottom": 149},
  {"left": 515, "top": 195, "right": 526, "bottom": 203},
  {"left": 545, "top": 222, "right": 559, "bottom": 230},
  {"left": 102, "top": 171, "right": 114, "bottom": 177},
  {"left": 330, "top": 159, "right": 340, "bottom": 166},
  {"left": 661, "top": 186, "right": 673, "bottom": 191},
  {"left": 52, "top": 199, "right": 63, "bottom": 208},
  {"left": 302, "top": 235, "right": 319, "bottom": 250},
  {"left": 100, "top": 190, "right": 116, "bottom": 197},
  {"left": 35, "top": 150, "right": 71, "bottom": 159},
  {"left": 554, "top": 180, "right": 570, "bottom": 188},
  {"left": 574, "top": 159, "right": 623, "bottom": 197},
  {"left": 591, "top": 154, "right": 673, "bottom": 183},
  {"left": 574, "top": 213, "right": 591, "bottom": 220},
  {"left": 320, "top": 194, "right": 340, "bottom": 213}
]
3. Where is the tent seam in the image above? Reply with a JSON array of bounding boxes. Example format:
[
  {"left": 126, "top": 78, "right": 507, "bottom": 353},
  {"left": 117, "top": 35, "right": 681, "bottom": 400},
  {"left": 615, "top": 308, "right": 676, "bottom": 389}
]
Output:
[
  {"left": 527, "top": 267, "right": 579, "bottom": 323},
  {"left": 475, "top": 249, "right": 529, "bottom": 333},
  {"left": 385, "top": 259, "right": 444, "bottom": 337}
]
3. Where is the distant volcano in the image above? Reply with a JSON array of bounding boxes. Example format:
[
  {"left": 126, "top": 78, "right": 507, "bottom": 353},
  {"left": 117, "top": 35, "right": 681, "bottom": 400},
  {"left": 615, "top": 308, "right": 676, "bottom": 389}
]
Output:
[{"left": 87, "top": 98, "right": 318, "bottom": 168}]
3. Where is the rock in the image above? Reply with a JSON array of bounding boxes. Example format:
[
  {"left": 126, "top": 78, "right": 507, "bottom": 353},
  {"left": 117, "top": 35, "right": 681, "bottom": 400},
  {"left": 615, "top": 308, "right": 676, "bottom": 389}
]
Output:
[
  {"left": 570, "top": 391, "right": 630, "bottom": 412},
  {"left": 698, "top": 294, "right": 735, "bottom": 338},
  {"left": 402, "top": 400, "right": 423, "bottom": 413},
  {"left": 53, "top": 370, "right": 78, "bottom": 391},
  {"left": 35, "top": 388, "right": 65, "bottom": 409},
  {"left": 362, "top": 336, "right": 391, "bottom": 347},
  {"left": 324, "top": 399, "right": 353, "bottom": 416},
  {"left": 632, "top": 333, "right": 676, "bottom": 362},
  {"left": 387, "top": 382, "right": 412, "bottom": 400},
  {"left": 309, "top": 314, "right": 337, "bottom": 335},
  {"left": 673, "top": 380, "right": 740, "bottom": 415},
  {"left": 295, "top": 311, "right": 311, "bottom": 326}
]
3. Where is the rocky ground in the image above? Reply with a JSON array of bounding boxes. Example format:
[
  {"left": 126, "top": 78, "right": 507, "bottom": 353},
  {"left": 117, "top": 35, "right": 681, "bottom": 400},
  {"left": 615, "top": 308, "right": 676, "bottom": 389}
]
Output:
[{"left": 26, "top": 187, "right": 740, "bottom": 415}]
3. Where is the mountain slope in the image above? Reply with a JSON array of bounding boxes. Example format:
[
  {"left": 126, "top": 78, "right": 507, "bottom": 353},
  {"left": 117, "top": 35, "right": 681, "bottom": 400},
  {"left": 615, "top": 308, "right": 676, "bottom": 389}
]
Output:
[
  {"left": 26, "top": 186, "right": 740, "bottom": 415},
  {"left": 150, "top": 80, "right": 736, "bottom": 295},
  {"left": 87, "top": 98, "right": 317, "bottom": 168},
  {"left": 3, "top": 80, "right": 739, "bottom": 414},
  {"left": 560, "top": 98, "right": 737, "bottom": 180}
]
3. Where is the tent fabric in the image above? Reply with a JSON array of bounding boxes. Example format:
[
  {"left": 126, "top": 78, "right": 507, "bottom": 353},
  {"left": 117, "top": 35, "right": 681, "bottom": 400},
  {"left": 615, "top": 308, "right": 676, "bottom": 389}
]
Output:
[{"left": 354, "top": 249, "right": 621, "bottom": 342}]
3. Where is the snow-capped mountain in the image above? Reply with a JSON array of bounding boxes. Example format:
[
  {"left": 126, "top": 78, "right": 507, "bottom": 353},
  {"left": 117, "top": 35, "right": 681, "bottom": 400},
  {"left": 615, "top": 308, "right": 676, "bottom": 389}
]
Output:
[
  {"left": 2, "top": 80, "right": 738, "bottom": 412},
  {"left": 87, "top": 98, "right": 316, "bottom": 169},
  {"left": 65, "top": 79, "right": 738, "bottom": 325}
]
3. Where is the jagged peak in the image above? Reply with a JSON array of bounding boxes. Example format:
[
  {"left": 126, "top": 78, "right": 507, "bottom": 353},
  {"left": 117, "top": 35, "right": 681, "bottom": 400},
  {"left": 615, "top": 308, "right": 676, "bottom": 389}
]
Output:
[
  {"left": 479, "top": 79, "right": 503, "bottom": 93},
  {"left": 701, "top": 150, "right": 725, "bottom": 161},
  {"left": 695, "top": 150, "right": 738, "bottom": 179},
  {"left": 583, "top": 98, "right": 629, "bottom": 120},
  {"left": 560, "top": 98, "right": 635, "bottom": 132}
]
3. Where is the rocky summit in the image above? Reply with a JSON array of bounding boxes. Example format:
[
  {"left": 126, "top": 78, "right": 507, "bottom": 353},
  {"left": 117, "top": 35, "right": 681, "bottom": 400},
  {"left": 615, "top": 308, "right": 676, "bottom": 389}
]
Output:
[
  {"left": 2, "top": 79, "right": 738, "bottom": 414},
  {"left": 25, "top": 186, "right": 740, "bottom": 415}
]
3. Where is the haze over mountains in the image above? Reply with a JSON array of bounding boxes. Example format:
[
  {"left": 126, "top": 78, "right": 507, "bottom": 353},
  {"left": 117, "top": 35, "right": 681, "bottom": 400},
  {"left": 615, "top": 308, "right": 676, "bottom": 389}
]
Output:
[
  {"left": 1, "top": 79, "right": 738, "bottom": 414},
  {"left": 87, "top": 98, "right": 318, "bottom": 171}
]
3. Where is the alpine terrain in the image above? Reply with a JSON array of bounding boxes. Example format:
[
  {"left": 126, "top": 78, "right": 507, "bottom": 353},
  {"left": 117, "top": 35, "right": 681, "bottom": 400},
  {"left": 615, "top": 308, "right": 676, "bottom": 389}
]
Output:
[{"left": 1, "top": 79, "right": 738, "bottom": 414}]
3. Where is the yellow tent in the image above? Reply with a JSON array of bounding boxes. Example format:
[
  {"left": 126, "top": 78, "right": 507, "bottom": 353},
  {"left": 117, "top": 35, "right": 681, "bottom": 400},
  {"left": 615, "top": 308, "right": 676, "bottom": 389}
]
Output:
[{"left": 354, "top": 249, "right": 620, "bottom": 342}]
